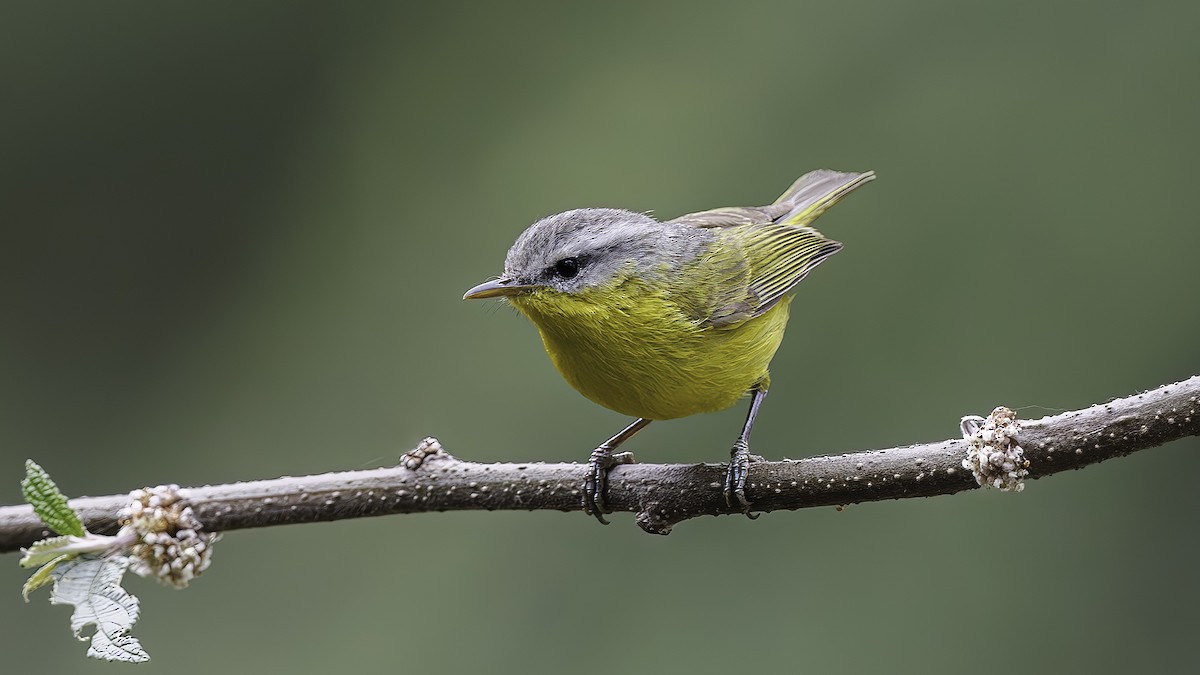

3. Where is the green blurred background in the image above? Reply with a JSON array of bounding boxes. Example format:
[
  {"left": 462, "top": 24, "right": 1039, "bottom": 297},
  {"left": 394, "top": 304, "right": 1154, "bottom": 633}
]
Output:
[{"left": 2, "top": 1, "right": 1198, "bottom": 672}]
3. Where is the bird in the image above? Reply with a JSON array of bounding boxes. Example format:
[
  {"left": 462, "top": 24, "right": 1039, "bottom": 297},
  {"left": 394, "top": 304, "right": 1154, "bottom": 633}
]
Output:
[{"left": 464, "top": 169, "right": 874, "bottom": 523}]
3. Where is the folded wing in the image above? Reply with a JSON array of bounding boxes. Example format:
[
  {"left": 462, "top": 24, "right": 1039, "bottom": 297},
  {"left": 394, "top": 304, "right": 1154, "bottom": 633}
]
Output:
[{"left": 668, "top": 169, "right": 873, "bottom": 327}]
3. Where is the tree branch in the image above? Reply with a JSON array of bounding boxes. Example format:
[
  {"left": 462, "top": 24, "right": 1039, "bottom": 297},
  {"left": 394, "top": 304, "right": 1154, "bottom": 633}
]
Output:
[{"left": 2, "top": 376, "right": 1197, "bottom": 551}]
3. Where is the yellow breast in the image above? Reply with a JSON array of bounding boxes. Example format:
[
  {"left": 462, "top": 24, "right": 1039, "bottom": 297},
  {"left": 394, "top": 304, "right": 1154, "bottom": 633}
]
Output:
[{"left": 510, "top": 278, "right": 791, "bottom": 420}]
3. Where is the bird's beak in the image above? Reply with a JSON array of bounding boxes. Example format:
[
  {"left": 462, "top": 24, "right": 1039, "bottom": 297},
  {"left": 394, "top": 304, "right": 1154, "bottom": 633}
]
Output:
[{"left": 463, "top": 277, "right": 538, "bottom": 300}]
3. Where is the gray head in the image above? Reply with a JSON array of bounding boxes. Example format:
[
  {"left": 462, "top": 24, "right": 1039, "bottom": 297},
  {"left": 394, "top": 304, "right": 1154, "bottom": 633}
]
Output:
[{"left": 464, "top": 208, "right": 708, "bottom": 299}]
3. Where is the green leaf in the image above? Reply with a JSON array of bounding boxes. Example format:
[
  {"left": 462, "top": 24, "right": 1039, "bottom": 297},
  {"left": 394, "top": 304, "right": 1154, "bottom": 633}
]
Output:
[
  {"left": 22, "top": 554, "right": 69, "bottom": 601},
  {"left": 20, "top": 460, "right": 86, "bottom": 537},
  {"left": 49, "top": 556, "right": 150, "bottom": 663},
  {"left": 19, "top": 532, "right": 115, "bottom": 569},
  {"left": 19, "top": 535, "right": 82, "bottom": 569}
]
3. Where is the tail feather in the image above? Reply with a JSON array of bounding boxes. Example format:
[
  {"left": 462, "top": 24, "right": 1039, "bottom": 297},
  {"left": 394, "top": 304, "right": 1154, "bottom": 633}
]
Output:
[{"left": 773, "top": 169, "right": 875, "bottom": 227}]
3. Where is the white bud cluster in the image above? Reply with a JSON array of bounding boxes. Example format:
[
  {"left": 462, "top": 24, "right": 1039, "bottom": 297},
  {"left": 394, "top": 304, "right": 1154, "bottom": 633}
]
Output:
[
  {"left": 961, "top": 406, "right": 1028, "bottom": 492},
  {"left": 118, "top": 484, "right": 216, "bottom": 589},
  {"left": 401, "top": 436, "right": 448, "bottom": 470}
]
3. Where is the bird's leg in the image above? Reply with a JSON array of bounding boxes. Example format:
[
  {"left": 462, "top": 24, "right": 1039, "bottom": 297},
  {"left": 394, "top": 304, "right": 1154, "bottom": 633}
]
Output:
[
  {"left": 584, "top": 417, "right": 651, "bottom": 524},
  {"left": 725, "top": 386, "right": 768, "bottom": 517}
]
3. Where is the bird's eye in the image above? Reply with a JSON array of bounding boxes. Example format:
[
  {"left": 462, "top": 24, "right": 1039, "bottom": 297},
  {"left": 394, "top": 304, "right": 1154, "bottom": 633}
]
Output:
[{"left": 554, "top": 257, "right": 581, "bottom": 279}]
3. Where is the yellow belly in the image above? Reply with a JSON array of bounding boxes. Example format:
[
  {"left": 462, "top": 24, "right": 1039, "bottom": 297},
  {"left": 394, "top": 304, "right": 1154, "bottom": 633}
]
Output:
[{"left": 511, "top": 283, "right": 791, "bottom": 420}]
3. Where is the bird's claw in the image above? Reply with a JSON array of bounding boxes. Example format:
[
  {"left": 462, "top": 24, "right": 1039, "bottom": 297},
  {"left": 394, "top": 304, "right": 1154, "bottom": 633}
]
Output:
[
  {"left": 583, "top": 448, "right": 636, "bottom": 524},
  {"left": 724, "top": 441, "right": 762, "bottom": 519}
]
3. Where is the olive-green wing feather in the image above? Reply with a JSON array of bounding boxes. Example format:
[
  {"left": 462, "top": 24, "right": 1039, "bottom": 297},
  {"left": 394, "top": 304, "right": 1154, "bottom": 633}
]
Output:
[
  {"left": 703, "top": 226, "right": 842, "bottom": 327},
  {"left": 669, "top": 169, "right": 873, "bottom": 327},
  {"left": 665, "top": 205, "right": 776, "bottom": 228}
]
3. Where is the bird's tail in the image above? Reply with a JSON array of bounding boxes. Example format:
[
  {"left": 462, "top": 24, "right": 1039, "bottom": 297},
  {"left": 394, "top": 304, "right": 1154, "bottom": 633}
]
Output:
[{"left": 773, "top": 169, "right": 875, "bottom": 227}]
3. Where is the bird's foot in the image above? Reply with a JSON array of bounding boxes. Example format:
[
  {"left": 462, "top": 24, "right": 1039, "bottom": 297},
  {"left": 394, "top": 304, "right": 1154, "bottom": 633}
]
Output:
[
  {"left": 724, "top": 440, "right": 764, "bottom": 518},
  {"left": 583, "top": 447, "right": 637, "bottom": 524}
]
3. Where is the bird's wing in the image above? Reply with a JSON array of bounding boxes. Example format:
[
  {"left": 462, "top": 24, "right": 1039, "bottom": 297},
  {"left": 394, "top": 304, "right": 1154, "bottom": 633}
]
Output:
[
  {"left": 666, "top": 205, "right": 780, "bottom": 228},
  {"left": 699, "top": 225, "right": 842, "bottom": 327},
  {"left": 669, "top": 170, "right": 872, "bottom": 327}
]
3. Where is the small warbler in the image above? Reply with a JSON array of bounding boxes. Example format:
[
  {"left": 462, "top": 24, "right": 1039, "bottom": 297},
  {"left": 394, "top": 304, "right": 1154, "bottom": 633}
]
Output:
[{"left": 465, "top": 170, "right": 874, "bottom": 522}]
